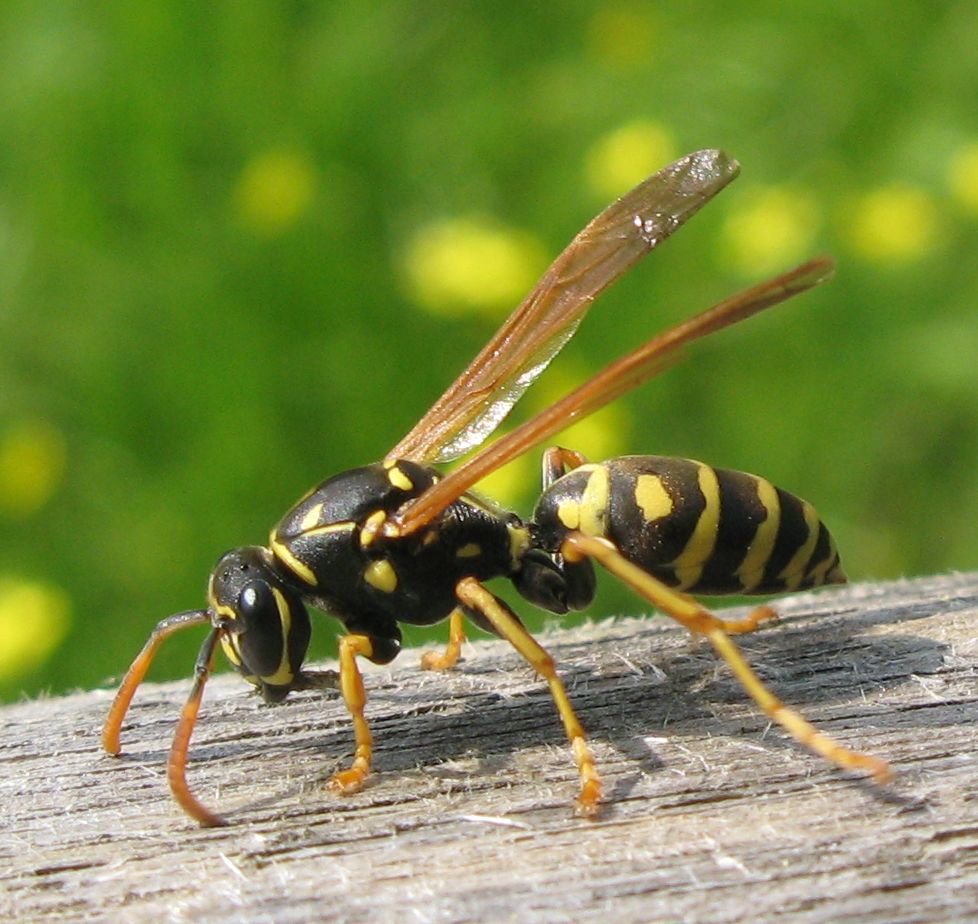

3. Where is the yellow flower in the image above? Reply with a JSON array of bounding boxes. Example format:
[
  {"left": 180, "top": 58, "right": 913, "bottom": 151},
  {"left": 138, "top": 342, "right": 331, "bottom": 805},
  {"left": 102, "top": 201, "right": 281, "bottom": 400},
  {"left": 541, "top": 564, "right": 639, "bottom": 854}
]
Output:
[
  {"left": 845, "top": 183, "right": 939, "bottom": 263},
  {"left": 0, "top": 419, "right": 66, "bottom": 518},
  {"left": 530, "top": 363, "right": 630, "bottom": 461},
  {"left": 585, "top": 120, "right": 676, "bottom": 203},
  {"left": 233, "top": 149, "right": 317, "bottom": 236},
  {"left": 466, "top": 365, "right": 631, "bottom": 508},
  {"left": 402, "top": 218, "right": 546, "bottom": 316},
  {"left": 721, "top": 186, "right": 820, "bottom": 276},
  {"left": 588, "top": 3, "right": 660, "bottom": 72},
  {"left": 948, "top": 142, "right": 978, "bottom": 214},
  {"left": 0, "top": 579, "right": 71, "bottom": 683}
]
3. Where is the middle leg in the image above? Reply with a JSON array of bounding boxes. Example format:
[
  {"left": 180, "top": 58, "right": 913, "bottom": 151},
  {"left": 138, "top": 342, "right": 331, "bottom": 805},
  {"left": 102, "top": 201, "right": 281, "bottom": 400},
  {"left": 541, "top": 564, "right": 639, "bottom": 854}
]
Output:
[{"left": 455, "top": 576, "right": 602, "bottom": 817}]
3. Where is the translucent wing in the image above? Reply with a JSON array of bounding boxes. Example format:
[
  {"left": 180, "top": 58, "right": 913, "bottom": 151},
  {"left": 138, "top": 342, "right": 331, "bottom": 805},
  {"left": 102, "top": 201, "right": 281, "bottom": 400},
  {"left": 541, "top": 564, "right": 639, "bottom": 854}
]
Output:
[
  {"left": 388, "top": 149, "right": 741, "bottom": 464},
  {"left": 387, "top": 257, "right": 836, "bottom": 537}
]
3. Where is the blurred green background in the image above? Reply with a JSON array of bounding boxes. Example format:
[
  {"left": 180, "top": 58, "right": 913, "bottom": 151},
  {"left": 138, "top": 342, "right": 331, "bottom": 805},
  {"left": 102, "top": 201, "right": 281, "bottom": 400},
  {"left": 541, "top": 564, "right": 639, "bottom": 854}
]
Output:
[{"left": 2, "top": 1, "right": 977, "bottom": 701}]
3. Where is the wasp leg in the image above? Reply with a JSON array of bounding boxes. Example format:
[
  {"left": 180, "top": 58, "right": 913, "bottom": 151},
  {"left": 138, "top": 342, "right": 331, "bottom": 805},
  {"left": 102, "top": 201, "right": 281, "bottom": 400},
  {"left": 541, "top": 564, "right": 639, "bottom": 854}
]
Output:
[
  {"left": 455, "top": 576, "right": 602, "bottom": 817},
  {"left": 167, "top": 627, "right": 227, "bottom": 827},
  {"left": 420, "top": 608, "right": 468, "bottom": 671},
  {"left": 102, "top": 609, "right": 211, "bottom": 756},
  {"left": 541, "top": 446, "right": 590, "bottom": 489},
  {"left": 328, "top": 634, "right": 376, "bottom": 795},
  {"left": 717, "top": 604, "right": 780, "bottom": 635},
  {"left": 561, "top": 533, "right": 892, "bottom": 785}
]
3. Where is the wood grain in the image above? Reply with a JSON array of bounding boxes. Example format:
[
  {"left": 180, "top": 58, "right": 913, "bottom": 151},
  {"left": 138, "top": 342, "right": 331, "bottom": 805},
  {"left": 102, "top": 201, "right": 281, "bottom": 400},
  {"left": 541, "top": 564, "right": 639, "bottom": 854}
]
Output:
[{"left": 2, "top": 572, "right": 977, "bottom": 923}]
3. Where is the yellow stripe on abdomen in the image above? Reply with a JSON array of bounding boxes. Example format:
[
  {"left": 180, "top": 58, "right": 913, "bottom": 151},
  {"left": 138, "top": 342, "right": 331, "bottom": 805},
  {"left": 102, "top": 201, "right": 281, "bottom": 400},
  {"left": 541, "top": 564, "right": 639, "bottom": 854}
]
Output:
[
  {"left": 669, "top": 463, "right": 721, "bottom": 590},
  {"left": 778, "top": 501, "right": 821, "bottom": 590},
  {"left": 735, "top": 475, "right": 780, "bottom": 591}
]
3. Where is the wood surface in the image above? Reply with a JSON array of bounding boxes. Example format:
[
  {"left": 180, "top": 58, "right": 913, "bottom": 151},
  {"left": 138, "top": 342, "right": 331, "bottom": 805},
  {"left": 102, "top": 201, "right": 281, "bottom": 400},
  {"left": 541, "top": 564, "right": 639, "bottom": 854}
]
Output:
[{"left": 2, "top": 571, "right": 977, "bottom": 923}]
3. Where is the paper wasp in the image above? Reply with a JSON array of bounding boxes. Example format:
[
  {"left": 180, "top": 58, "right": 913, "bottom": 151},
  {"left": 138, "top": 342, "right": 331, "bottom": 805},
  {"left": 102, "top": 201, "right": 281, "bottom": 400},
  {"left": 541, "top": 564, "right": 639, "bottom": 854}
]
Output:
[{"left": 103, "top": 149, "right": 890, "bottom": 826}]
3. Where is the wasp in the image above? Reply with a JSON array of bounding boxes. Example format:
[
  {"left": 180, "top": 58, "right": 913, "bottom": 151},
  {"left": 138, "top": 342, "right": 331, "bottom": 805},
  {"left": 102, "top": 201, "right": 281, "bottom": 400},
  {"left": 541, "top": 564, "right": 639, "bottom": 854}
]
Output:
[{"left": 103, "top": 150, "right": 891, "bottom": 826}]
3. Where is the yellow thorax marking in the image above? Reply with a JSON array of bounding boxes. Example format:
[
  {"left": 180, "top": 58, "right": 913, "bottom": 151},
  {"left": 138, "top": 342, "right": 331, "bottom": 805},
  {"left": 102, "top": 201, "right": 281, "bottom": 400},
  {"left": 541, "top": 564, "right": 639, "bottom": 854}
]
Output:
[
  {"left": 456, "top": 542, "right": 481, "bottom": 558},
  {"left": 299, "top": 501, "right": 325, "bottom": 532},
  {"left": 384, "top": 461, "right": 414, "bottom": 492},
  {"left": 507, "top": 523, "right": 530, "bottom": 567},
  {"left": 360, "top": 509, "right": 387, "bottom": 548},
  {"left": 301, "top": 521, "right": 356, "bottom": 538},
  {"left": 364, "top": 559, "right": 398, "bottom": 593},
  {"left": 270, "top": 539, "right": 317, "bottom": 586}
]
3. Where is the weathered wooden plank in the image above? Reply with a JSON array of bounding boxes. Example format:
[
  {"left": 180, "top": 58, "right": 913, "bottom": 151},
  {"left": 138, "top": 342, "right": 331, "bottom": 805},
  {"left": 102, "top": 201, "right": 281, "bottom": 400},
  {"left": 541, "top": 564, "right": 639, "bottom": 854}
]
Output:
[{"left": 1, "top": 572, "right": 977, "bottom": 923}]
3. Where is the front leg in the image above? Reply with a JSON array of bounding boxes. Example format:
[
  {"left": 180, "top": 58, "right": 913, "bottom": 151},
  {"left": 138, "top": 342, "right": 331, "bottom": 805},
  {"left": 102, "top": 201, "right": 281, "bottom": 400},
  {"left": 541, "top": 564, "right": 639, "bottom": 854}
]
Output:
[{"left": 328, "top": 632, "right": 399, "bottom": 795}]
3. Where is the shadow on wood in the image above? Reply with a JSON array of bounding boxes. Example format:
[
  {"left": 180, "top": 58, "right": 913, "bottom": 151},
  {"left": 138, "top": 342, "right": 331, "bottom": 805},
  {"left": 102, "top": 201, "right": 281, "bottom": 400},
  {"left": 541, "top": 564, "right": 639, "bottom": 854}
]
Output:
[{"left": 2, "top": 572, "right": 977, "bottom": 922}]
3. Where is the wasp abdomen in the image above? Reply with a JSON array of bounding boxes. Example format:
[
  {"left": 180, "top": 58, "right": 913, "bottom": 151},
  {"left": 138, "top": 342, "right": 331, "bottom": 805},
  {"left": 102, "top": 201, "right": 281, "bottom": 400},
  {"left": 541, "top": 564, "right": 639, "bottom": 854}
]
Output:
[{"left": 533, "top": 455, "right": 844, "bottom": 595}]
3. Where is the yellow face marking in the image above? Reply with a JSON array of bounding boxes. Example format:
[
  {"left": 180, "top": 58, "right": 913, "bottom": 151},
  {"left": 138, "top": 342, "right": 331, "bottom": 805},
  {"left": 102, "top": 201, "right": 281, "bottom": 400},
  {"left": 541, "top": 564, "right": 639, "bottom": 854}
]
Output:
[
  {"left": 360, "top": 509, "right": 387, "bottom": 548},
  {"left": 634, "top": 474, "right": 673, "bottom": 522},
  {"left": 211, "top": 599, "right": 237, "bottom": 622},
  {"left": 735, "top": 476, "right": 780, "bottom": 590},
  {"left": 385, "top": 464, "right": 414, "bottom": 492},
  {"left": 207, "top": 574, "right": 226, "bottom": 613},
  {"left": 299, "top": 501, "right": 325, "bottom": 532},
  {"left": 220, "top": 635, "right": 243, "bottom": 667},
  {"left": 578, "top": 465, "right": 610, "bottom": 537},
  {"left": 364, "top": 559, "right": 398, "bottom": 593},
  {"left": 270, "top": 539, "right": 318, "bottom": 586},
  {"left": 670, "top": 463, "right": 721, "bottom": 590},
  {"left": 259, "top": 587, "right": 297, "bottom": 686},
  {"left": 456, "top": 542, "right": 481, "bottom": 558},
  {"left": 778, "top": 501, "right": 821, "bottom": 590}
]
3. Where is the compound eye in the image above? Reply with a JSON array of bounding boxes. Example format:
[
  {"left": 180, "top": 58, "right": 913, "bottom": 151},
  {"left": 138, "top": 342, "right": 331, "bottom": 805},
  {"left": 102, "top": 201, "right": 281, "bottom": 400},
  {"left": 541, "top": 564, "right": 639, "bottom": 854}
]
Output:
[
  {"left": 238, "top": 581, "right": 273, "bottom": 620},
  {"left": 232, "top": 580, "right": 287, "bottom": 679}
]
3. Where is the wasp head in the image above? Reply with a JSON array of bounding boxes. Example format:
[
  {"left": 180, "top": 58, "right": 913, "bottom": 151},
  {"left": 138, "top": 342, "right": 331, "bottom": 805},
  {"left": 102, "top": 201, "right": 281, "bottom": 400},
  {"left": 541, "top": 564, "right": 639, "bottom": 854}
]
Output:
[{"left": 207, "top": 546, "right": 312, "bottom": 703}]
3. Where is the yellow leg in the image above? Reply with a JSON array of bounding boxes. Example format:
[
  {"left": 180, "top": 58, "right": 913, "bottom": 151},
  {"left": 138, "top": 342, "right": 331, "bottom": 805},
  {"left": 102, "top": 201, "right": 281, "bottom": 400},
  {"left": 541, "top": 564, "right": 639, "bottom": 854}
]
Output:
[
  {"left": 328, "top": 634, "right": 375, "bottom": 795},
  {"left": 421, "top": 608, "right": 468, "bottom": 671},
  {"left": 455, "top": 577, "right": 602, "bottom": 817},
  {"left": 722, "top": 604, "right": 780, "bottom": 635},
  {"left": 562, "top": 533, "right": 892, "bottom": 785}
]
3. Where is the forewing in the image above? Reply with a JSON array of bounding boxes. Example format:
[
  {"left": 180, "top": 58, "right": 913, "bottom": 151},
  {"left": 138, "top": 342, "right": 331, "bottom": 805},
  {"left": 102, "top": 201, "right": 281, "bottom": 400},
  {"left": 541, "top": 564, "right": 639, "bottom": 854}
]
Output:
[
  {"left": 388, "top": 149, "right": 741, "bottom": 464},
  {"left": 388, "top": 257, "right": 836, "bottom": 537}
]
